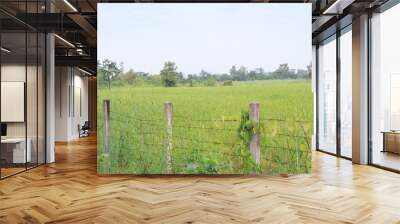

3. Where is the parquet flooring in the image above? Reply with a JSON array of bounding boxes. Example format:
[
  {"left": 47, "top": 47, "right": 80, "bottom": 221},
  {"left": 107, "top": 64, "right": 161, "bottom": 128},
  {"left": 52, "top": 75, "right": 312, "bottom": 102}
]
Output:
[
  {"left": 1, "top": 135, "right": 400, "bottom": 223},
  {"left": 0, "top": 167, "right": 26, "bottom": 178}
]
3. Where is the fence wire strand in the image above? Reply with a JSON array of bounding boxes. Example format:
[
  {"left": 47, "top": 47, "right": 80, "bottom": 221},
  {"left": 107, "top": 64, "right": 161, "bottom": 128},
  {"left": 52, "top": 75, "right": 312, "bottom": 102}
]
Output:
[{"left": 99, "top": 107, "right": 312, "bottom": 174}]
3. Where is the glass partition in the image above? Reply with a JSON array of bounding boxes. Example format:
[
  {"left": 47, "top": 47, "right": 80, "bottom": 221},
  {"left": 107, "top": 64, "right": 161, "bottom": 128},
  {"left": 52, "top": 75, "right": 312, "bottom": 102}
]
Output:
[
  {"left": 0, "top": 2, "right": 46, "bottom": 179},
  {"left": 26, "top": 0, "right": 46, "bottom": 169},
  {"left": 27, "top": 31, "right": 38, "bottom": 169},
  {"left": 1, "top": 31, "right": 28, "bottom": 177},
  {"left": 317, "top": 35, "right": 337, "bottom": 154}
]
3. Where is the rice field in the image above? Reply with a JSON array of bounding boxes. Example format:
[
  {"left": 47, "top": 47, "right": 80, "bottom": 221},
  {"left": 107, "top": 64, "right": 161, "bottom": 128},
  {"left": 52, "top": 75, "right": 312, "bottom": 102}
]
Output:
[{"left": 97, "top": 80, "right": 313, "bottom": 175}]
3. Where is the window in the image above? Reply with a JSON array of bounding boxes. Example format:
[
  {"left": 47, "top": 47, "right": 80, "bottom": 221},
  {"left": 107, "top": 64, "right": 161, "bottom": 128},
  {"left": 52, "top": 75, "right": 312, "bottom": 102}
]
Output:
[
  {"left": 317, "top": 36, "right": 337, "bottom": 154},
  {"left": 370, "top": 3, "right": 400, "bottom": 171},
  {"left": 339, "top": 28, "right": 352, "bottom": 158}
]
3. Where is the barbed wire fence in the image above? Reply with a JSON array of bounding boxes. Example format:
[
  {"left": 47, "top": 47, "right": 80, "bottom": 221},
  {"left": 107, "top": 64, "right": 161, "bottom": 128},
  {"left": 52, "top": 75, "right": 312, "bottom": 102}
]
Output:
[{"left": 98, "top": 99, "right": 312, "bottom": 175}]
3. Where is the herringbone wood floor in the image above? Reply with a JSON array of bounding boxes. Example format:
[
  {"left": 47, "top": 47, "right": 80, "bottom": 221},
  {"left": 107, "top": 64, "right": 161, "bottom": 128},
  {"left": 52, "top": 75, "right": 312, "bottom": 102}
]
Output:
[{"left": 1, "top": 135, "right": 400, "bottom": 224}]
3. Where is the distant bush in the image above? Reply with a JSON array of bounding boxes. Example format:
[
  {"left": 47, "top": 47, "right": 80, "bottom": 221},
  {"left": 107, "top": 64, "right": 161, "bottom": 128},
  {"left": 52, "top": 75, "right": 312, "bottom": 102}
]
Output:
[
  {"left": 223, "top": 81, "right": 233, "bottom": 86},
  {"left": 206, "top": 78, "right": 217, "bottom": 87}
]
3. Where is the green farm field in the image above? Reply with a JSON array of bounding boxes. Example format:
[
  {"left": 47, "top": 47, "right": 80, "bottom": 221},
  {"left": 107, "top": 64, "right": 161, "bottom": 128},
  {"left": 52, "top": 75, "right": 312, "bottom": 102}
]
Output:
[{"left": 97, "top": 80, "right": 313, "bottom": 175}]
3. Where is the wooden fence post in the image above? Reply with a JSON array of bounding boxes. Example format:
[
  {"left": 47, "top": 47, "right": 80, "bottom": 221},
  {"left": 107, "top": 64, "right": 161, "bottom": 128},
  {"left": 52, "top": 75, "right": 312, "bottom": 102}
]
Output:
[
  {"left": 103, "top": 99, "right": 110, "bottom": 154},
  {"left": 249, "top": 102, "right": 260, "bottom": 165},
  {"left": 164, "top": 102, "right": 173, "bottom": 173}
]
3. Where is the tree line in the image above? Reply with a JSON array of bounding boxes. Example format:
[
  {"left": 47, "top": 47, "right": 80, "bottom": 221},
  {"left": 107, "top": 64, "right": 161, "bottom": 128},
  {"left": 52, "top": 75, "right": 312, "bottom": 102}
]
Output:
[{"left": 98, "top": 59, "right": 311, "bottom": 88}]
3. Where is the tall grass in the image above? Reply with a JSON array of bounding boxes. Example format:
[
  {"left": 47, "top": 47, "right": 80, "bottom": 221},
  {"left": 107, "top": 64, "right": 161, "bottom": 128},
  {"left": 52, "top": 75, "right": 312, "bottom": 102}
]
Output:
[{"left": 97, "top": 80, "right": 313, "bottom": 175}]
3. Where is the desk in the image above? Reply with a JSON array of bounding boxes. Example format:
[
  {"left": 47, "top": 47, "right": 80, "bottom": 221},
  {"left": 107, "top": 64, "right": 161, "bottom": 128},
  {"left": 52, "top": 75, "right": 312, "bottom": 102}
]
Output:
[
  {"left": 1, "top": 138, "right": 31, "bottom": 163},
  {"left": 382, "top": 131, "right": 400, "bottom": 154}
]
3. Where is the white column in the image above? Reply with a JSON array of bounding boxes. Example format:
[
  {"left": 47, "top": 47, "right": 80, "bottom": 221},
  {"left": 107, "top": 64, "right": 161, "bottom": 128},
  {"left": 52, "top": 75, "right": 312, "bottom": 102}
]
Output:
[
  {"left": 46, "top": 32, "right": 55, "bottom": 163},
  {"left": 45, "top": 0, "right": 56, "bottom": 164},
  {"left": 352, "top": 14, "right": 369, "bottom": 164}
]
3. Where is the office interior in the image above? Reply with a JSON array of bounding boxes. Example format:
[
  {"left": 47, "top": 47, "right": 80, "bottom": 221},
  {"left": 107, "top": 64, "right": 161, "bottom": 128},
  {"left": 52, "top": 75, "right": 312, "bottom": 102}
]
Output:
[{"left": 0, "top": 1, "right": 97, "bottom": 179}]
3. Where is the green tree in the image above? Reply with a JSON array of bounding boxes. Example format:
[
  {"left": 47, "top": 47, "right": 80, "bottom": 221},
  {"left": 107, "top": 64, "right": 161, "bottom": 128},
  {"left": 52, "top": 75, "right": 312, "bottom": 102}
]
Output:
[
  {"left": 271, "top": 63, "right": 294, "bottom": 79},
  {"left": 122, "top": 69, "right": 138, "bottom": 85},
  {"left": 237, "top": 66, "right": 248, "bottom": 81},
  {"left": 98, "top": 59, "right": 122, "bottom": 88},
  {"left": 160, "top": 61, "right": 178, "bottom": 87},
  {"left": 307, "top": 63, "right": 312, "bottom": 79},
  {"left": 229, "top": 66, "right": 237, "bottom": 76},
  {"left": 97, "top": 61, "right": 108, "bottom": 88}
]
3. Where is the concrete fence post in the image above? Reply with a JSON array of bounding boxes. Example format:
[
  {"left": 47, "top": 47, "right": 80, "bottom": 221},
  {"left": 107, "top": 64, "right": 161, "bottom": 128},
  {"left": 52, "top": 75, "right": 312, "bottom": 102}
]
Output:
[
  {"left": 164, "top": 102, "right": 173, "bottom": 173},
  {"left": 103, "top": 99, "right": 110, "bottom": 154},
  {"left": 249, "top": 102, "right": 260, "bottom": 165}
]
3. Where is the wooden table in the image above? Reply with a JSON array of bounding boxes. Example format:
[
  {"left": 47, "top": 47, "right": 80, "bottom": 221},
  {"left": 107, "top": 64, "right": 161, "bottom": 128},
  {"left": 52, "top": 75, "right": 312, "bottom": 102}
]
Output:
[{"left": 382, "top": 131, "right": 400, "bottom": 154}]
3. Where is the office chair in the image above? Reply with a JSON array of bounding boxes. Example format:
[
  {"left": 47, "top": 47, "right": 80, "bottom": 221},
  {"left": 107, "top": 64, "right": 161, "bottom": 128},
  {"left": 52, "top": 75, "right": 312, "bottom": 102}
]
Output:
[{"left": 79, "top": 121, "right": 90, "bottom": 138}]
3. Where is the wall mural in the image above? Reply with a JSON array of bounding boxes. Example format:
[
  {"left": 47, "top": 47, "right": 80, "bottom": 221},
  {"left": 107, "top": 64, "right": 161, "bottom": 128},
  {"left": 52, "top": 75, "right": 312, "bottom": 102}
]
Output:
[{"left": 97, "top": 3, "right": 313, "bottom": 175}]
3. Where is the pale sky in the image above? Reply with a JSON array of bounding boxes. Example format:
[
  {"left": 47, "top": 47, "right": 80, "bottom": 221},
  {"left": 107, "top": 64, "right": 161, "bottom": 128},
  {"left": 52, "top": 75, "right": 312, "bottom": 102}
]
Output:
[{"left": 98, "top": 3, "right": 311, "bottom": 74}]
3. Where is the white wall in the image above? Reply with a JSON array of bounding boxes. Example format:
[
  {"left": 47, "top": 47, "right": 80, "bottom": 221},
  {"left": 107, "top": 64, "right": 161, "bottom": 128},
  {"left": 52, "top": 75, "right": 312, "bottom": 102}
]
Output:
[
  {"left": 55, "top": 67, "right": 89, "bottom": 141},
  {"left": 1, "top": 65, "right": 38, "bottom": 138},
  {"left": 1, "top": 63, "right": 46, "bottom": 164},
  {"left": 1, "top": 65, "right": 26, "bottom": 142},
  {"left": 71, "top": 72, "right": 89, "bottom": 138},
  {"left": 55, "top": 66, "right": 70, "bottom": 141},
  {"left": 1, "top": 65, "right": 26, "bottom": 139}
]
